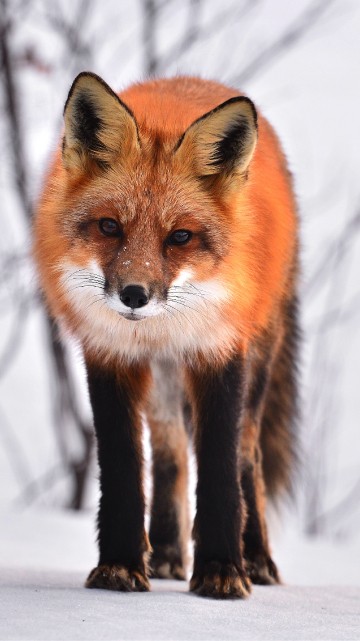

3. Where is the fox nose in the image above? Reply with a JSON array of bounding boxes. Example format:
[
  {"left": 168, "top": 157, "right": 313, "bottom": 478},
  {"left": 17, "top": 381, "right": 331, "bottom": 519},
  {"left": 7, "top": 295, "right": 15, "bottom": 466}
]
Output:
[{"left": 120, "top": 285, "right": 149, "bottom": 309}]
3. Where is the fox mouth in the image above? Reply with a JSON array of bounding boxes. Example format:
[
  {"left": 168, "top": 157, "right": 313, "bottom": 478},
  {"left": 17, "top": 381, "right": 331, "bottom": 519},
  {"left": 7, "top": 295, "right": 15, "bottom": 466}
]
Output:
[
  {"left": 105, "top": 293, "right": 164, "bottom": 320},
  {"left": 120, "top": 312, "right": 147, "bottom": 321}
]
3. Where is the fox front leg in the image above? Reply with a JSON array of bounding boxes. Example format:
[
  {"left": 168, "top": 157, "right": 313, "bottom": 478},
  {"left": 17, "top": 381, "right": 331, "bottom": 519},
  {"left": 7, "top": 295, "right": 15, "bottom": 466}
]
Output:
[
  {"left": 85, "top": 361, "right": 151, "bottom": 592},
  {"left": 146, "top": 360, "right": 190, "bottom": 580},
  {"left": 187, "top": 356, "right": 251, "bottom": 599}
]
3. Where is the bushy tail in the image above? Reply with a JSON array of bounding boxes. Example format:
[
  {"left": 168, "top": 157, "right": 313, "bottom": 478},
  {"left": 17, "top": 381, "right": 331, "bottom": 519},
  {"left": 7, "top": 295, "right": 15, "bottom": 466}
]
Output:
[{"left": 260, "top": 296, "right": 300, "bottom": 499}]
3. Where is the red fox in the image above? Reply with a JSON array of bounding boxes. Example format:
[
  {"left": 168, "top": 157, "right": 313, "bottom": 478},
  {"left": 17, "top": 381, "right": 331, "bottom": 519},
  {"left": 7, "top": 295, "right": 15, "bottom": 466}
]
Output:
[{"left": 34, "top": 72, "right": 299, "bottom": 599}]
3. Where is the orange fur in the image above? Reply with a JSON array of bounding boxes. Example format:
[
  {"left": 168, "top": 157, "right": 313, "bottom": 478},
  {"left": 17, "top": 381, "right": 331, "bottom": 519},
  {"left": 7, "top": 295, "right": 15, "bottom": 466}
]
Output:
[
  {"left": 33, "top": 73, "right": 299, "bottom": 597},
  {"left": 34, "top": 75, "right": 298, "bottom": 367}
]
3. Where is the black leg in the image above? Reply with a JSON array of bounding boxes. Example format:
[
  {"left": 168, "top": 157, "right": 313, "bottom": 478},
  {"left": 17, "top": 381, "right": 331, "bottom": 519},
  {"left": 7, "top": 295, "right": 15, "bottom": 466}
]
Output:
[
  {"left": 187, "top": 356, "right": 251, "bottom": 599},
  {"left": 241, "top": 346, "right": 281, "bottom": 585},
  {"left": 85, "top": 362, "right": 150, "bottom": 592},
  {"left": 241, "top": 459, "right": 280, "bottom": 585},
  {"left": 149, "top": 448, "right": 188, "bottom": 580},
  {"left": 146, "top": 360, "right": 189, "bottom": 580}
]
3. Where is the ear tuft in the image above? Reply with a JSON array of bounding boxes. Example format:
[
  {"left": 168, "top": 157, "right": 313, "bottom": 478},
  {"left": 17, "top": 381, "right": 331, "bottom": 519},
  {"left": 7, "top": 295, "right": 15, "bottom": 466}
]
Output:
[
  {"left": 63, "top": 72, "right": 139, "bottom": 172},
  {"left": 175, "top": 96, "right": 257, "bottom": 177},
  {"left": 69, "top": 86, "right": 104, "bottom": 153}
]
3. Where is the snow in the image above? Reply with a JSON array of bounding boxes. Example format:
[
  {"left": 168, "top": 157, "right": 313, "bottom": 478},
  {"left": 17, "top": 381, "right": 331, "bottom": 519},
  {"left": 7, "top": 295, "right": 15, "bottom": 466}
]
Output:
[
  {"left": 2, "top": 578, "right": 358, "bottom": 641},
  {"left": 0, "top": 510, "right": 359, "bottom": 640}
]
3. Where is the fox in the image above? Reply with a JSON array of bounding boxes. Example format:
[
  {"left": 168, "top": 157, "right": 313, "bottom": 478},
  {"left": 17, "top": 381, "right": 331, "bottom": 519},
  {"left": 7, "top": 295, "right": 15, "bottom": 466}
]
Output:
[{"left": 33, "top": 72, "right": 299, "bottom": 599}]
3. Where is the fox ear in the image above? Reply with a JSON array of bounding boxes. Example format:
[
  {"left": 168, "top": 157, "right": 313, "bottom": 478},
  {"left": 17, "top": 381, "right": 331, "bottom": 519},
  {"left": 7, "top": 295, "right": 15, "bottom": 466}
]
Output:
[
  {"left": 175, "top": 96, "right": 257, "bottom": 177},
  {"left": 63, "top": 72, "right": 140, "bottom": 172}
]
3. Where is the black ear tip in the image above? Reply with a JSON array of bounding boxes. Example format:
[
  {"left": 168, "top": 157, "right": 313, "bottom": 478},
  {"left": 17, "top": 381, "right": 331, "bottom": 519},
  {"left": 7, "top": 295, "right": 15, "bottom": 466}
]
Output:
[
  {"left": 203, "top": 95, "right": 258, "bottom": 131},
  {"left": 64, "top": 71, "right": 111, "bottom": 115},
  {"left": 72, "top": 70, "right": 98, "bottom": 83},
  {"left": 64, "top": 71, "right": 92, "bottom": 114},
  {"left": 241, "top": 96, "right": 258, "bottom": 128},
  {"left": 63, "top": 72, "right": 128, "bottom": 122},
  {"left": 228, "top": 95, "right": 258, "bottom": 129}
]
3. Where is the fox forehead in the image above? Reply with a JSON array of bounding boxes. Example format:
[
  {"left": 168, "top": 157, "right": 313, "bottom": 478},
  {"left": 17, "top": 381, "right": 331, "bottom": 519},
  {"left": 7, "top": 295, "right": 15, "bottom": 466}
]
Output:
[{"left": 64, "top": 159, "right": 216, "bottom": 233}]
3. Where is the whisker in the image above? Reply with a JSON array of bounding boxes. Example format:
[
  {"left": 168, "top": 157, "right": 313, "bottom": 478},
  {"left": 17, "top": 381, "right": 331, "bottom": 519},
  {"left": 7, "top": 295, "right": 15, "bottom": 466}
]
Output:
[
  {"left": 68, "top": 278, "right": 105, "bottom": 287},
  {"left": 65, "top": 269, "right": 105, "bottom": 285},
  {"left": 162, "top": 303, "right": 184, "bottom": 332},
  {"left": 170, "top": 285, "right": 207, "bottom": 299},
  {"left": 68, "top": 284, "right": 104, "bottom": 292},
  {"left": 69, "top": 274, "right": 105, "bottom": 283},
  {"left": 168, "top": 291, "right": 207, "bottom": 302},
  {"left": 175, "top": 283, "right": 208, "bottom": 297},
  {"left": 166, "top": 297, "right": 203, "bottom": 314},
  {"left": 84, "top": 294, "right": 106, "bottom": 311},
  {"left": 168, "top": 303, "right": 210, "bottom": 327},
  {"left": 164, "top": 302, "right": 200, "bottom": 333},
  {"left": 167, "top": 293, "right": 211, "bottom": 313}
]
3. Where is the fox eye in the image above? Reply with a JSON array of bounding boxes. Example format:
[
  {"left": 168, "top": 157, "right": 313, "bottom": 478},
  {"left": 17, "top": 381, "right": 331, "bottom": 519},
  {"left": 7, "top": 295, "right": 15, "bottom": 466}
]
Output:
[
  {"left": 167, "top": 229, "right": 193, "bottom": 246},
  {"left": 99, "top": 218, "right": 121, "bottom": 237}
]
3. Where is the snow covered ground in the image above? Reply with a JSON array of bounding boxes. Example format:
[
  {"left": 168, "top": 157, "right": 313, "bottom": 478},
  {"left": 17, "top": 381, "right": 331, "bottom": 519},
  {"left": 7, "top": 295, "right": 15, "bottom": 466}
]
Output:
[{"left": 0, "top": 510, "right": 359, "bottom": 640}]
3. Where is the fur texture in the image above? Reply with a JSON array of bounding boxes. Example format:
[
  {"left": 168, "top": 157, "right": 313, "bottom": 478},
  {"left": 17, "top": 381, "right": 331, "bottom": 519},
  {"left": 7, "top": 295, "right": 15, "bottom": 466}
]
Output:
[{"left": 34, "top": 73, "right": 299, "bottom": 599}]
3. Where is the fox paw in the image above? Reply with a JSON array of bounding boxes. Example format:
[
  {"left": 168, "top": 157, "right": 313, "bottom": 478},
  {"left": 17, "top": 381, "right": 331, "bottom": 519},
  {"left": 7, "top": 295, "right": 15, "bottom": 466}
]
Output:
[
  {"left": 85, "top": 564, "right": 150, "bottom": 592},
  {"left": 149, "top": 544, "right": 186, "bottom": 580},
  {"left": 190, "top": 561, "right": 251, "bottom": 599},
  {"left": 246, "top": 555, "right": 281, "bottom": 585}
]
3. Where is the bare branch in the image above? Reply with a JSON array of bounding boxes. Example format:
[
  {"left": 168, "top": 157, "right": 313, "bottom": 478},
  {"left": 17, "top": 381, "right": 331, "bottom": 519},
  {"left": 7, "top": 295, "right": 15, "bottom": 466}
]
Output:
[
  {"left": 12, "top": 462, "right": 70, "bottom": 508},
  {"left": 231, "top": 0, "right": 337, "bottom": 86},
  {"left": 306, "top": 477, "right": 360, "bottom": 535},
  {"left": 0, "top": 0, "right": 95, "bottom": 509},
  {"left": 304, "top": 209, "right": 360, "bottom": 298},
  {"left": 0, "top": 6, "right": 32, "bottom": 222},
  {"left": 0, "top": 403, "right": 35, "bottom": 497},
  {"left": 0, "top": 293, "right": 31, "bottom": 379},
  {"left": 46, "top": 319, "right": 94, "bottom": 510},
  {"left": 45, "top": 0, "right": 94, "bottom": 71},
  {"left": 303, "top": 209, "right": 359, "bottom": 535},
  {"left": 141, "top": 0, "right": 159, "bottom": 76},
  {"left": 309, "top": 291, "right": 360, "bottom": 334},
  {"left": 157, "top": 0, "right": 258, "bottom": 74},
  {"left": 156, "top": 0, "right": 202, "bottom": 74}
]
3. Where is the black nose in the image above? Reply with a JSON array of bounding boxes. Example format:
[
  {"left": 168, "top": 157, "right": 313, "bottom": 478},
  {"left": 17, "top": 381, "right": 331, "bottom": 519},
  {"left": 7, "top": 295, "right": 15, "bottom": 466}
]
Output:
[{"left": 120, "top": 285, "right": 149, "bottom": 309}]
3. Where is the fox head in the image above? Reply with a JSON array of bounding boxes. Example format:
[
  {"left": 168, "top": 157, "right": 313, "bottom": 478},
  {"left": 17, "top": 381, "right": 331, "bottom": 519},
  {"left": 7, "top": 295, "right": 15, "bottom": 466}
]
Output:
[{"left": 36, "top": 73, "right": 258, "bottom": 363}]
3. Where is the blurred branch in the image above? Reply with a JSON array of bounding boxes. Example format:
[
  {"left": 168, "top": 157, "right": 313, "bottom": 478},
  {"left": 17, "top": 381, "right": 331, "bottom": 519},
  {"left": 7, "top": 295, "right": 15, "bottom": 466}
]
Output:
[
  {"left": 0, "top": 404, "right": 36, "bottom": 498},
  {"left": 151, "top": 0, "right": 258, "bottom": 76},
  {"left": 304, "top": 206, "right": 358, "bottom": 536},
  {"left": 0, "top": 250, "right": 32, "bottom": 313},
  {"left": 0, "top": 292, "right": 31, "bottom": 378},
  {"left": 45, "top": 0, "right": 93, "bottom": 69},
  {"left": 306, "top": 477, "right": 360, "bottom": 535},
  {"left": 309, "top": 291, "right": 360, "bottom": 334},
  {"left": 232, "top": 0, "right": 337, "bottom": 86},
  {"left": 156, "top": 0, "right": 202, "bottom": 73},
  {"left": 0, "top": 2, "right": 32, "bottom": 222},
  {"left": 14, "top": 47, "right": 53, "bottom": 74},
  {"left": 142, "top": 0, "right": 159, "bottom": 76},
  {"left": 47, "top": 321, "right": 94, "bottom": 510},
  {"left": 13, "top": 462, "right": 70, "bottom": 508},
  {"left": 304, "top": 208, "right": 360, "bottom": 298},
  {"left": 0, "top": 0, "right": 94, "bottom": 510}
]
